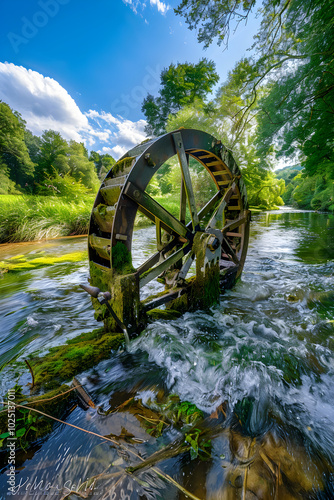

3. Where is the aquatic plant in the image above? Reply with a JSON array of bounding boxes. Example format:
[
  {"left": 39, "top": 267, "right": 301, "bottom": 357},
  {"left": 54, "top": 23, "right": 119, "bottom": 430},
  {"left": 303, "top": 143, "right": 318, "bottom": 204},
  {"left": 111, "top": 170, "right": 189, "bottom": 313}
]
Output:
[{"left": 0, "top": 251, "right": 87, "bottom": 274}]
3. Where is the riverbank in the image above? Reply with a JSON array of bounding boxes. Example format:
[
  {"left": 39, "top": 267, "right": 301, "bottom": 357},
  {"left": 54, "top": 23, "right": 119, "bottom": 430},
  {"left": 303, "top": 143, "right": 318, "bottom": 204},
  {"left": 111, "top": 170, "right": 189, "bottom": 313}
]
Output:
[
  {"left": 0, "top": 195, "right": 94, "bottom": 244},
  {"left": 0, "top": 194, "right": 283, "bottom": 244}
]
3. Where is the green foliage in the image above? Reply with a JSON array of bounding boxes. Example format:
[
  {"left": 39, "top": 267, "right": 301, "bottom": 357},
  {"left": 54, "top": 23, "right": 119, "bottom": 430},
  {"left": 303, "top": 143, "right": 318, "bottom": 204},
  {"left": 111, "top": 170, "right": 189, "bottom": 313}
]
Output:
[
  {"left": 35, "top": 130, "right": 68, "bottom": 181},
  {"left": 175, "top": 0, "right": 255, "bottom": 49},
  {"left": 176, "top": 0, "right": 334, "bottom": 210},
  {"left": 36, "top": 171, "right": 92, "bottom": 197},
  {"left": 0, "top": 102, "right": 100, "bottom": 194},
  {"left": 0, "top": 161, "right": 20, "bottom": 195},
  {"left": 0, "top": 102, "right": 35, "bottom": 188},
  {"left": 144, "top": 394, "right": 203, "bottom": 436},
  {"left": 166, "top": 60, "right": 285, "bottom": 210},
  {"left": 255, "top": 0, "right": 334, "bottom": 178},
  {"left": 142, "top": 59, "right": 219, "bottom": 135},
  {"left": 0, "top": 385, "right": 76, "bottom": 450},
  {"left": 89, "top": 150, "right": 115, "bottom": 180},
  {"left": 185, "top": 428, "right": 211, "bottom": 460},
  {"left": 285, "top": 172, "right": 334, "bottom": 211}
]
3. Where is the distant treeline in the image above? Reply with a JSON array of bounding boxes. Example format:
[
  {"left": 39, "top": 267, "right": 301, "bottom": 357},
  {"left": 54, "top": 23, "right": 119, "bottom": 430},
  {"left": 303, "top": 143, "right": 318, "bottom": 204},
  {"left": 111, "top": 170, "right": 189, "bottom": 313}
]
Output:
[{"left": 276, "top": 166, "right": 334, "bottom": 212}]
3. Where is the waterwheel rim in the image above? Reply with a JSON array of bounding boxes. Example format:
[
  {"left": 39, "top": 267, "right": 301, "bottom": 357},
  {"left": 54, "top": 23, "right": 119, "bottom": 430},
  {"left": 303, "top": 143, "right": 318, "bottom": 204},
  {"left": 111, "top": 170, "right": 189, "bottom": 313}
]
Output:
[{"left": 88, "top": 128, "right": 250, "bottom": 333}]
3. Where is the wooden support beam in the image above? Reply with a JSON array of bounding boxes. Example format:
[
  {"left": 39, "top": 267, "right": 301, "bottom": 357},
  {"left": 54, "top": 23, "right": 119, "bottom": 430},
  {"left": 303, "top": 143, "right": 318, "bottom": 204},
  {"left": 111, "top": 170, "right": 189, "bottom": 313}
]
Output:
[
  {"left": 222, "top": 213, "right": 249, "bottom": 233},
  {"left": 206, "top": 183, "right": 236, "bottom": 230},
  {"left": 173, "top": 132, "right": 200, "bottom": 229},
  {"left": 222, "top": 237, "right": 240, "bottom": 265},
  {"left": 142, "top": 288, "right": 187, "bottom": 312},
  {"left": 124, "top": 181, "right": 192, "bottom": 240},
  {"left": 139, "top": 244, "right": 191, "bottom": 287}
]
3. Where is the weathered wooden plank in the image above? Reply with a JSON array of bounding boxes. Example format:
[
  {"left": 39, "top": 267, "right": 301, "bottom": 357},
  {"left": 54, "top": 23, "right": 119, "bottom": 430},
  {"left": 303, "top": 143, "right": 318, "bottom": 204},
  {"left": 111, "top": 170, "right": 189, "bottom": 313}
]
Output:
[
  {"left": 104, "top": 175, "right": 128, "bottom": 187},
  {"left": 212, "top": 170, "right": 230, "bottom": 176},
  {"left": 197, "top": 154, "right": 215, "bottom": 159},
  {"left": 142, "top": 288, "right": 187, "bottom": 312},
  {"left": 206, "top": 161, "right": 223, "bottom": 167},
  {"left": 226, "top": 232, "right": 242, "bottom": 237},
  {"left": 217, "top": 180, "right": 231, "bottom": 186},
  {"left": 222, "top": 216, "right": 247, "bottom": 233},
  {"left": 100, "top": 185, "right": 122, "bottom": 205},
  {"left": 89, "top": 234, "right": 111, "bottom": 261},
  {"left": 92, "top": 204, "right": 115, "bottom": 233}
]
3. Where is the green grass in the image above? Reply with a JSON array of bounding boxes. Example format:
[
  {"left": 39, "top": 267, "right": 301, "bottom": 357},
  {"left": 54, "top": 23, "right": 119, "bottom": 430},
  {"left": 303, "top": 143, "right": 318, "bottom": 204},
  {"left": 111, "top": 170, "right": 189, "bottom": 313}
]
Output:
[{"left": 0, "top": 195, "right": 95, "bottom": 243}]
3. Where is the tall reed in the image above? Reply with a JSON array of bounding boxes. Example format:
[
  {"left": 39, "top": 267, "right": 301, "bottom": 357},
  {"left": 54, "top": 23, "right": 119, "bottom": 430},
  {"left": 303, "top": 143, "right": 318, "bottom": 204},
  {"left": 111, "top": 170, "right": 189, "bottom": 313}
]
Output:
[{"left": 0, "top": 195, "right": 95, "bottom": 243}]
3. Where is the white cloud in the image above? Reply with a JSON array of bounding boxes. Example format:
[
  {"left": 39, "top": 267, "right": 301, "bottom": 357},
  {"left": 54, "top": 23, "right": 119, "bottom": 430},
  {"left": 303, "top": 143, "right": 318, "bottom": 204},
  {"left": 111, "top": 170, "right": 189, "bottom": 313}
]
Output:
[
  {"left": 122, "top": 0, "right": 170, "bottom": 15},
  {"left": 87, "top": 110, "right": 147, "bottom": 158},
  {"left": 101, "top": 145, "right": 128, "bottom": 158},
  {"left": 0, "top": 62, "right": 90, "bottom": 142},
  {"left": 0, "top": 63, "right": 148, "bottom": 159},
  {"left": 86, "top": 109, "right": 118, "bottom": 125},
  {"left": 149, "top": 0, "right": 170, "bottom": 14}
]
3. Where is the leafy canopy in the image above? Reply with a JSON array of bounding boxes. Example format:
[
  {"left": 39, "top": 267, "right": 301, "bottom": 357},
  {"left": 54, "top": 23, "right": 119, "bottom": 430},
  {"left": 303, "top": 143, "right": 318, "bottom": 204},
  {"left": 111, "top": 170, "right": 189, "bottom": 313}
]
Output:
[{"left": 142, "top": 59, "right": 219, "bottom": 136}]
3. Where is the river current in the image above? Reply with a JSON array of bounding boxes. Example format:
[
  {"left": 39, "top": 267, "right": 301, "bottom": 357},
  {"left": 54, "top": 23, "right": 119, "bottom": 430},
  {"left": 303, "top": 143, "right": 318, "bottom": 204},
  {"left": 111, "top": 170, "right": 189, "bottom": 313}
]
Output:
[{"left": 0, "top": 208, "right": 334, "bottom": 499}]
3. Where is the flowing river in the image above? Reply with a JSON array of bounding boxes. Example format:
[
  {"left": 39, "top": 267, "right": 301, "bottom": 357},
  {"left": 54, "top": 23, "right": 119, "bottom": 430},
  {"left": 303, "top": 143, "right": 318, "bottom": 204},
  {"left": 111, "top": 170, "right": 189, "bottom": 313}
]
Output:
[{"left": 0, "top": 208, "right": 334, "bottom": 499}]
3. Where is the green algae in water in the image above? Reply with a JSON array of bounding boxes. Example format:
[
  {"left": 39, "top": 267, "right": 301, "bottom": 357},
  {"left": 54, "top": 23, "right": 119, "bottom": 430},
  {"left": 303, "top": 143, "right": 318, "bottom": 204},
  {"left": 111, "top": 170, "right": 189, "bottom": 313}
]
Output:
[
  {"left": 31, "top": 328, "right": 124, "bottom": 390},
  {"left": 0, "top": 251, "right": 87, "bottom": 274}
]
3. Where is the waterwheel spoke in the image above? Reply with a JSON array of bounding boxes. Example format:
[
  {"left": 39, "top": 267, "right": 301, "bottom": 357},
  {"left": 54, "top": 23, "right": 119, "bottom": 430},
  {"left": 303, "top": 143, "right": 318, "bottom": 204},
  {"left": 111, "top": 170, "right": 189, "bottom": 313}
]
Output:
[
  {"left": 173, "top": 132, "right": 200, "bottom": 230},
  {"left": 222, "top": 212, "right": 249, "bottom": 234},
  {"left": 178, "top": 252, "right": 195, "bottom": 280},
  {"left": 124, "top": 181, "right": 192, "bottom": 240},
  {"left": 206, "top": 182, "right": 236, "bottom": 230},
  {"left": 222, "top": 236, "right": 240, "bottom": 265},
  {"left": 179, "top": 177, "right": 187, "bottom": 225},
  {"left": 185, "top": 190, "right": 222, "bottom": 230},
  {"left": 135, "top": 237, "right": 181, "bottom": 276},
  {"left": 139, "top": 243, "right": 191, "bottom": 287}
]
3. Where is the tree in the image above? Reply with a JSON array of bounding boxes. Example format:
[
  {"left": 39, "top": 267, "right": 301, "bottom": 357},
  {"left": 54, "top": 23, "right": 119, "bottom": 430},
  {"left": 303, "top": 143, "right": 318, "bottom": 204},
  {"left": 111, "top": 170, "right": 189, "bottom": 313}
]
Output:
[
  {"left": 24, "top": 130, "right": 42, "bottom": 165},
  {"left": 67, "top": 141, "right": 100, "bottom": 191},
  {"left": 0, "top": 101, "right": 35, "bottom": 188},
  {"left": 142, "top": 59, "right": 219, "bottom": 135},
  {"left": 255, "top": 0, "right": 334, "bottom": 177},
  {"left": 35, "top": 130, "right": 68, "bottom": 182},
  {"left": 175, "top": 0, "right": 255, "bottom": 49},
  {"left": 176, "top": 0, "right": 334, "bottom": 176},
  {"left": 89, "top": 151, "right": 115, "bottom": 180}
]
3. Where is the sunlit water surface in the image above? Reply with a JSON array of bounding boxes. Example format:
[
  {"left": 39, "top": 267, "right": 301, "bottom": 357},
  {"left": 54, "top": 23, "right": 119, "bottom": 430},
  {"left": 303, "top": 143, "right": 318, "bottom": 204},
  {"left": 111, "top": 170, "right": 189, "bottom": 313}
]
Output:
[{"left": 0, "top": 208, "right": 334, "bottom": 499}]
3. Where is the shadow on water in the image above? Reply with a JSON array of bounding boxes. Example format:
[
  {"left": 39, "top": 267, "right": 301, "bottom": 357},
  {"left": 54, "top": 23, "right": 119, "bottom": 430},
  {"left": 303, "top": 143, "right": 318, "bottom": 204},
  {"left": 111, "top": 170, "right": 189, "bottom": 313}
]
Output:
[{"left": 1, "top": 210, "right": 334, "bottom": 498}]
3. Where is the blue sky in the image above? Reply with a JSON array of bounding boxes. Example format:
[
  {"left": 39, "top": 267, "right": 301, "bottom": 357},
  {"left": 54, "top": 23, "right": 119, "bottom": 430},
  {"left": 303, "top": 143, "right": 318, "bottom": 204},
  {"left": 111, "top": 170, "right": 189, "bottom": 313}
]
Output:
[{"left": 0, "top": 0, "right": 260, "bottom": 158}]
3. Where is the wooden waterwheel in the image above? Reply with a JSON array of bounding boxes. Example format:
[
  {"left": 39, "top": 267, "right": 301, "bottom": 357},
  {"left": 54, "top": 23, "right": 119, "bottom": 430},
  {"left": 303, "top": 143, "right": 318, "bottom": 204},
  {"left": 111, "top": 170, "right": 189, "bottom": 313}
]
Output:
[{"left": 87, "top": 129, "right": 250, "bottom": 335}]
